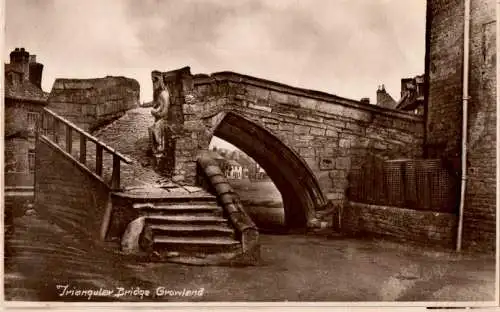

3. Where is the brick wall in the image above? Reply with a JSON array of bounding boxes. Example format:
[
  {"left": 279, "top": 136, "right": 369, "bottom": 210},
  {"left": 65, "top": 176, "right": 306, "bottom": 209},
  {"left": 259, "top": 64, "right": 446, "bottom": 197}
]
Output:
[
  {"left": 34, "top": 136, "right": 111, "bottom": 240},
  {"left": 47, "top": 76, "right": 140, "bottom": 131},
  {"left": 425, "top": 0, "right": 496, "bottom": 251}
]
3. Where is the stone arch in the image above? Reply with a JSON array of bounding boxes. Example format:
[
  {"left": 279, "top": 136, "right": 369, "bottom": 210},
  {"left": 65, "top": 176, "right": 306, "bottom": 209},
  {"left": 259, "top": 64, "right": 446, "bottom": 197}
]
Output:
[{"left": 210, "top": 112, "right": 327, "bottom": 229}]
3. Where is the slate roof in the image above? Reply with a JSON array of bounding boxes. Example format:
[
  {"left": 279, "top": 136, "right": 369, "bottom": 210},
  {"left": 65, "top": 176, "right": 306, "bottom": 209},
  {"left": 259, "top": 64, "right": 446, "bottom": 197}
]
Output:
[
  {"left": 226, "top": 160, "right": 241, "bottom": 167},
  {"left": 396, "top": 92, "right": 424, "bottom": 111},
  {"left": 4, "top": 70, "right": 48, "bottom": 103}
]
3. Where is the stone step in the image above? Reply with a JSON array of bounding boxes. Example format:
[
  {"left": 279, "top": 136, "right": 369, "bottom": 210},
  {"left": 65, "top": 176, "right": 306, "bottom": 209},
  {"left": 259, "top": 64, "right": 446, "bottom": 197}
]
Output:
[
  {"left": 133, "top": 202, "right": 223, "bottom": 215},
  {"left": 146, "top": 215, "right": 229, "bottom": 226},
  {"left": 153, "top": 236, "right": 241, "bottom": 253},
  {"left": 151, "top": 202, "right": 220, "bottom": 209},
  {"left": 113, "top": 191, "right": 216, "bottom": 202},
  {"left": 149, "top": 224, "right": 235, "bottom": 238}
]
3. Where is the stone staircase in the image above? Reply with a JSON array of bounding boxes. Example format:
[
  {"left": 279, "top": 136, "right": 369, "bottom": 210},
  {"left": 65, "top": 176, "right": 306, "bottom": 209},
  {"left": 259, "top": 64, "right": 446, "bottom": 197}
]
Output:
[
  {"left": 112, "top": 187, "right": 259, "bottom": 265},
  {"left": 132, "top": 199, "right": 242, "bottom": 255},
  {"left": 36, "top": 108, "right": 258, "bottom": 265}
]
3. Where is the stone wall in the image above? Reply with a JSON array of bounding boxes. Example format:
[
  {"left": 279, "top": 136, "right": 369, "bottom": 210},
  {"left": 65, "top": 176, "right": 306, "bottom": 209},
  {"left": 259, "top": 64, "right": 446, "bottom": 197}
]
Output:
[
  {"left": 464, "top": 0, "right": 496, "bottom": 251},
  {"left": 186, "top": 71, "right": 424, "bottom": 205},
  {"left": 426, "top": 0, "right": 464, "bottom": 157},
  {"left": 47, "top": 76, "right": 140, "bottom": 131},
  {"left": 425, "top": 0, "right": 496, "bottom": 251},
  {"left": 152, "top": 67, "right": 424, "bottom": 227},
  {"left": 34, "top": 136, "right": 111, "bottom": 240},
  {"left": 342, "top": 201, "right": 457, "bottom": 247}
]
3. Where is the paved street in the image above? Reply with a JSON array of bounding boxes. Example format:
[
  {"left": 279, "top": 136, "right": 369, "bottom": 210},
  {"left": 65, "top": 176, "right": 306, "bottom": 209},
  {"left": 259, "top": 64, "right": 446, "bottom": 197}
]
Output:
[{"left": 5, "top": 213, "right": 495, "bottom": 302}]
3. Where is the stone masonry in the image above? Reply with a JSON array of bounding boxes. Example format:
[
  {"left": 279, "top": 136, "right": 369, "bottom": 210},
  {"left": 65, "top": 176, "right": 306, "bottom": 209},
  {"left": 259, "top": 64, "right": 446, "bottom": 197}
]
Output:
[
  {"left": 425, "top": 0, "right": 496, "bottom": 250},
  {"left": 47, "top": 76, "right": 140, "bottom": 131},
  {"left": 153, "top": 67, "right": 424, "bottom": 228},
  {"left": 342, "top": 202, "right": 457, "bottom": 247}
]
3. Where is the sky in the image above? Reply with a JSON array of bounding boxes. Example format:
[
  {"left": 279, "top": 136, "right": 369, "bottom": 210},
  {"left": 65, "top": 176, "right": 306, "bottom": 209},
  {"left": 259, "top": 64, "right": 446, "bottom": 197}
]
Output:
[{"left": 5, "top": 0, "right": 426, "bottom": 105}]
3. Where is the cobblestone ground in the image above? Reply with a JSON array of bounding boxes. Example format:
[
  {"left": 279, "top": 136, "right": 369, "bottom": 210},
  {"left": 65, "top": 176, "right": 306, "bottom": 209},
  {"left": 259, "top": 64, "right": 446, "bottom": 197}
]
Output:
[{"left": 4, "top": 213, "right": 495, "bottom": 302}]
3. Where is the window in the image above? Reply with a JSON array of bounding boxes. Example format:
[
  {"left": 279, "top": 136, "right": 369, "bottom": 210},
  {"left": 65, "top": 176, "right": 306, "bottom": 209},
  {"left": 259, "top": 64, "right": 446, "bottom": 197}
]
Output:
[
  {"left": 27, "top": 111, "right": 39, "bottom": 131},
  {"left": 28, "top": 149, "right": 35, "bottom": 173}
]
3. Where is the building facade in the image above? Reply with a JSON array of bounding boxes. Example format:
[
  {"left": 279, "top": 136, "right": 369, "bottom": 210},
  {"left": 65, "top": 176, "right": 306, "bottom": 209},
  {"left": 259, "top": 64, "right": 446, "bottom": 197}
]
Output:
[
  {"left": 4, "top": 48, "right": 48, "bottom": 188},
  {"left": 225, "top": 160, "right": 243, "bottom": 180},
  {"left": 396, "top": 75, "right": 425, "bottom": 115}
]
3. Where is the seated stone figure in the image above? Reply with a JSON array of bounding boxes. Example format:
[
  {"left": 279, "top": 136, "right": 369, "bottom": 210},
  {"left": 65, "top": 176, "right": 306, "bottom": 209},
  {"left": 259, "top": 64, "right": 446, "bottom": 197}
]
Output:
[{"left": 149, "top": 74, "right": 170, "bottom": 155}]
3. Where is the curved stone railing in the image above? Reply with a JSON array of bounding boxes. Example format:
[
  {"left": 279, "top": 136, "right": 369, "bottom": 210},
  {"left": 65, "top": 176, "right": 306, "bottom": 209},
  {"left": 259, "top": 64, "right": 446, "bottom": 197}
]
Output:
[{"left": 196, "top": 151, "right": 259, "bottom": 257}]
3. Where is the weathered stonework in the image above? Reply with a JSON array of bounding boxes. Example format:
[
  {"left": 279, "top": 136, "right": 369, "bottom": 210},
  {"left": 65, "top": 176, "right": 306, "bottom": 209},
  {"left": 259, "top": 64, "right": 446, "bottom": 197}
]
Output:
[
  {"left": 152, "top": 67, "right": 424, "bottom": 228},
  {"left": 343, "top": 201, "right": 457, "bottom": 247},
  {"left": 47, "top": 76, "right": 140, "bottom": 131},
  {"left": 34, "top": 136, "right": 111, "bottom": 240},
  {"left": 425, "top": 0, "right": 496, "bottom": 251}
]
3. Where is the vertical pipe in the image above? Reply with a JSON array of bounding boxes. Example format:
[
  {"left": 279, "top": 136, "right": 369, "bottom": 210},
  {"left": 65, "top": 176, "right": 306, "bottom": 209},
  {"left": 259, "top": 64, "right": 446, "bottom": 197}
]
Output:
[
  {"left": 456, "top": 0, "right": 471, "bottom": 252},
  {"left": 423, "top": 0, "right": 433, "bottom": 158},
  {"left": 496, "top": 0, "right": 500, "bottom": 302}
]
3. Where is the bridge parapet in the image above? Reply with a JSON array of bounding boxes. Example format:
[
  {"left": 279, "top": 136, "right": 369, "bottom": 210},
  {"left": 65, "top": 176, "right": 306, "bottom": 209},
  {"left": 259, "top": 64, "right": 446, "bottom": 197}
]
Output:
[{"left": 153, "top": 67, "right": 424, "bottom": 229}]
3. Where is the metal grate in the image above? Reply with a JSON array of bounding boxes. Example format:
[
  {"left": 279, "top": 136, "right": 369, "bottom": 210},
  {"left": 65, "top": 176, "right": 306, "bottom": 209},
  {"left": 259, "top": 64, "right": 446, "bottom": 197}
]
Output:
[
  {"left": 347, "top": 158, "right": 458, "bottom": 213},
  {"left": 384, "top": 160, "right": 406, "bottom": 207}
]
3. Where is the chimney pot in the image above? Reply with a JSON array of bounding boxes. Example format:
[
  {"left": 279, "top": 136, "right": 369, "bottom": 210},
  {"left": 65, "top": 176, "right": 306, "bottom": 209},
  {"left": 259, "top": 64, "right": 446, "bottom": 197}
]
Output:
[{"left": 360, "top": 97, "right": 370, "bottom": 104}]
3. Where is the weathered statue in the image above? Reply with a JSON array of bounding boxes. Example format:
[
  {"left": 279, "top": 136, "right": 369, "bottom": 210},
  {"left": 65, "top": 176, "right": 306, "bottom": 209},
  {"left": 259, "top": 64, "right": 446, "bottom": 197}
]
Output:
[{"left": 149, "top": 73, "right": 170, "bottom": 155}]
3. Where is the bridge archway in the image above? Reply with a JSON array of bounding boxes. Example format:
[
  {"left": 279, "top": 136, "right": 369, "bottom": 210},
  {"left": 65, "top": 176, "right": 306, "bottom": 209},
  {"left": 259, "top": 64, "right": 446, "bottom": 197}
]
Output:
[{"left": 211, "top": 112, "right": 327, "bottom": 229}]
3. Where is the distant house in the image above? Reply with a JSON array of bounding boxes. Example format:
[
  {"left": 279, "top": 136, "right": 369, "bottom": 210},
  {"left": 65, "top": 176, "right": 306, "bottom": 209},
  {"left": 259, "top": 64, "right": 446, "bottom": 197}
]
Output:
[
  {"left": 5, "top": 48, "right": 49, "bottom": 189},
  {"left": 375, "top": 84, "right": 397, "bottom": 109},
  {"left": 253, "top": 163, "right": 268, "bottom": 180},
  {"left": 210, "top": 146, "right": 267, "bottom": 180},
  {"left": 374, "top": 75, "right": 425, "bottom": 115},
  {"left": 395, "top": 75, "right": 425, "bottom": 115},
  {"left": 236, "top": 155, "right": 252, "bottom": 179},
  {"left": 225, "top": 160, "right": 243, "bottom": 179}
]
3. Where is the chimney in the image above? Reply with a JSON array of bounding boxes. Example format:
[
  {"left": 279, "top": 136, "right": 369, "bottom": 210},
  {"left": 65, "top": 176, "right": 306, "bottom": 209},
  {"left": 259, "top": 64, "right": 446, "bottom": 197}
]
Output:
[
  {"left": 360, "top": 97, "right": 370, "bottom": 104},
  {"left": 29, "top": 61, "right": 44, "bottom": 88},
  {"left": 376, "top": 84, "right": 387, "bottom": 105},
  {"left": 8, "top": 48, "right": 44, "bottom": 88}
]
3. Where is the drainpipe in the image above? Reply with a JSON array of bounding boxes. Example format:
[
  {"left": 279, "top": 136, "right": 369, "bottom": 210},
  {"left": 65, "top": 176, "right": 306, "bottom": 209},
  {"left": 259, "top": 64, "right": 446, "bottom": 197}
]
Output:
[{"left": 456, "top": 0, "right": 471, "bottom": 252}]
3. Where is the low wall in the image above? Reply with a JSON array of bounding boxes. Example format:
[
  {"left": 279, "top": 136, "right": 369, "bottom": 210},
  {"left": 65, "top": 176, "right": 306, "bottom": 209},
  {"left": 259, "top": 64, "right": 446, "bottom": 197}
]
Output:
[
  {"left": 34, "top": 136, "right": 111, "bottom": 240},
  {"left": 47, "top": 76, "right": 140, "bottom": 131},
  {"left": 342, "top": 201, "right": 457, "bottom": 247}
]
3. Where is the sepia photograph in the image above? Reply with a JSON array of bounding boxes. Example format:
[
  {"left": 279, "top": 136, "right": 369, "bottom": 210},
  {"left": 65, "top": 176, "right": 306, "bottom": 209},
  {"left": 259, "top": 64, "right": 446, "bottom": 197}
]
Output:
[{"left": 2, "top": 0, "right": 498, "bottom": 309}]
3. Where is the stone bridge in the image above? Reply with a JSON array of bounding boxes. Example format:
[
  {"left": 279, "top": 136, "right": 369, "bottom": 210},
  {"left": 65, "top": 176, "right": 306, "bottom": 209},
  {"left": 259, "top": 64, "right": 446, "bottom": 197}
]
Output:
[{"left": 156, "top": 67, "right": 424, "bottom": 229}]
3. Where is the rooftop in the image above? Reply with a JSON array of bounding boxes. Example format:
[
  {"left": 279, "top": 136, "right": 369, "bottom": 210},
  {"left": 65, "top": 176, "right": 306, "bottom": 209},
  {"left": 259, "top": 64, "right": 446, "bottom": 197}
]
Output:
[
  {"left": 227, "top": 160, "right": 241, "bottom": 167},
  {"left": 4, "top": 76, "right": 48, "bottom": 103}
]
